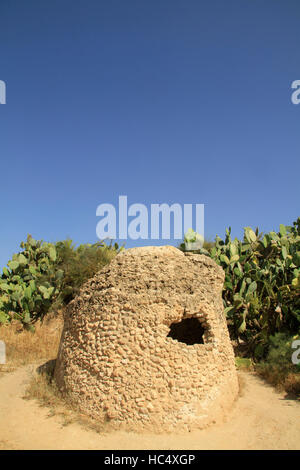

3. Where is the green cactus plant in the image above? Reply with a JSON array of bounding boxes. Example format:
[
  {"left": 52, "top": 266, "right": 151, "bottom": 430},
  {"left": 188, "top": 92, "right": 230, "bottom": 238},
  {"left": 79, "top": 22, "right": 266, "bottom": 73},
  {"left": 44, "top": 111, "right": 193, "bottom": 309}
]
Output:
[
  {"left": 0, "top": 235, "right": 122, "bottom": 330},
  {"left": 0, "top": 235, "right": 60, "bottom": 330},
  {"left": 209, "top": 218, "right": 300, "bottom": 356}
]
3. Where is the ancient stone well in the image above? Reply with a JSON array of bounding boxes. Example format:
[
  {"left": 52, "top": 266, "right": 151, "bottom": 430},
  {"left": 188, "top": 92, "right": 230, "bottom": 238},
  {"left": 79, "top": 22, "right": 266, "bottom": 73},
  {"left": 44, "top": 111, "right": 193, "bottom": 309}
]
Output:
[{"left": 54, "top": 246, "right": 239, "bottom": 432}]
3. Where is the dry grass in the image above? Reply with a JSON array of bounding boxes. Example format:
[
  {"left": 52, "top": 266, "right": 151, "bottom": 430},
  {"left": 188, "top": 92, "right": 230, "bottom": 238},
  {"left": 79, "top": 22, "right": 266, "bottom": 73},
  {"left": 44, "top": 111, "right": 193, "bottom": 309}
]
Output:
[
  {"left": 0, "top": 314, "right": 63, "bottom": 374},
  {"left": 256, "top": 365, "right": 300, "bottom": 399},
  {"left": 283, "top": 373, "right": 300, "bottom": 398},
  {"left": 24, "top": 369, "right": 106, "bottom": 433},
  {"left": 0, "top": 314, "right": 106, "bottom": 433},
  {"left": 23, "top": 369, "right": 76, "bottom": 428},
  {"left": 235, "top": 356, "right": 253, "bottom": 371},
  {"left": 237, "top": 372, "right": 247, "bottom": 397}
]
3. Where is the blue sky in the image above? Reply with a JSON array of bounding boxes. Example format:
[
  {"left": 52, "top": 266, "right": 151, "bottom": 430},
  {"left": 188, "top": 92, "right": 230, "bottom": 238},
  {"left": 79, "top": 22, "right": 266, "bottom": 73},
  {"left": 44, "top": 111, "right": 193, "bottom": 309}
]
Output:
[{"left": 0, "top": 0, "right": 299, "bottom": 269}]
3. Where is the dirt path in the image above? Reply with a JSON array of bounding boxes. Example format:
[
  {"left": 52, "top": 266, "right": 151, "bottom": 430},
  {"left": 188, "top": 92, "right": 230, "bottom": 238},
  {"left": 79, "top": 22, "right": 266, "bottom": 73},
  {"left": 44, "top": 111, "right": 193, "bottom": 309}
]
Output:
[{"left": 0, "top": 365, "right": 299, "bottom": 450}]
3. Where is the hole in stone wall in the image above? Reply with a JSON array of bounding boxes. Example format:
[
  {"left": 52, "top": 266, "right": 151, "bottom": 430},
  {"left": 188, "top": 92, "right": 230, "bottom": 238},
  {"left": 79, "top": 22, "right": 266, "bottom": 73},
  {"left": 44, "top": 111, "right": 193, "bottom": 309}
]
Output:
[{"left": 167, "top": 318, "right": 205, "bottom": 345}]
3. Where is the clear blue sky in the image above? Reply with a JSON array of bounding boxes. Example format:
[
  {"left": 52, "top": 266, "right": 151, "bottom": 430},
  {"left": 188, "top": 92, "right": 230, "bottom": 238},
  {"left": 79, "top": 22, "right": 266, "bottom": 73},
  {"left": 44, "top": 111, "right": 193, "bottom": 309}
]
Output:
[{"left": 0, "top": 0, "right": 299, "bottom": 269}]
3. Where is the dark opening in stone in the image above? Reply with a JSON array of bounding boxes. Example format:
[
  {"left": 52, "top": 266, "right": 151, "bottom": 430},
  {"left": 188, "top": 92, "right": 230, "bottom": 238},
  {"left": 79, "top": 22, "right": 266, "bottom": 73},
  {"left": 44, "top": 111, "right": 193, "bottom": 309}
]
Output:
[{"left": 167, "top": 318, "right": 205, "bottom": 345}]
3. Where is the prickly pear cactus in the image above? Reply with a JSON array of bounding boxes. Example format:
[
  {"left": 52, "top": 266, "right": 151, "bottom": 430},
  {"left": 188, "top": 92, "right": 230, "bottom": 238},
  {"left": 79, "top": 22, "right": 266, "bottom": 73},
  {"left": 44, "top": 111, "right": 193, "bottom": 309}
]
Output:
[
  {"left": 0, "top": 235, "right": 61, "bottom": 330},
  {"left": 209, "top": 218, "right": 300, "bottom": 356}
]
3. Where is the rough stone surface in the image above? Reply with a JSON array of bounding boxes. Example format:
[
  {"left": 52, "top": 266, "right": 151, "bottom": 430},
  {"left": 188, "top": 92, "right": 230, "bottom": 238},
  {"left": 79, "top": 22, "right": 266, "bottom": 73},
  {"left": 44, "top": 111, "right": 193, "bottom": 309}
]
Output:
[{"left": 54, "top": 246, "right": 239, "bottom": 432}]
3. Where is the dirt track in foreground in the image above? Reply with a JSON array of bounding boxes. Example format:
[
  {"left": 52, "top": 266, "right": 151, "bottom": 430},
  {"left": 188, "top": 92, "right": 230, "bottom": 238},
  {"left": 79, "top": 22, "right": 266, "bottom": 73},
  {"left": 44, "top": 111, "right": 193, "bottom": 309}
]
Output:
[{"left": 0, "top": 365, "right": 299, "bottom": 450}]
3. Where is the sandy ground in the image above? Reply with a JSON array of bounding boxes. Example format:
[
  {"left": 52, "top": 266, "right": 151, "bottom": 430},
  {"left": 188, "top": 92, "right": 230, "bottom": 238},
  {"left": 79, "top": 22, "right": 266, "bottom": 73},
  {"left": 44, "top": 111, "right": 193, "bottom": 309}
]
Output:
[{"left": 0, "top": 365, "right": 299, "bottom": 450}]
